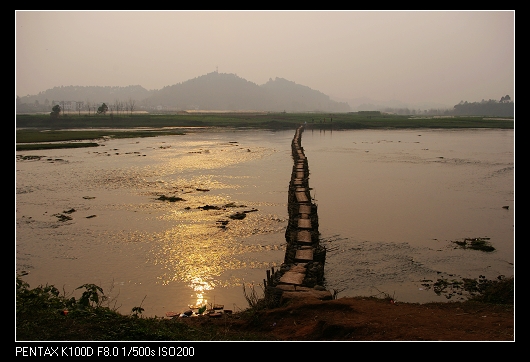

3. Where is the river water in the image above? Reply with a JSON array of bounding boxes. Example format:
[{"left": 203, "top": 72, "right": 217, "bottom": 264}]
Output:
[{"left": 15, "top": 127, "right": 514, "bottom": 317}]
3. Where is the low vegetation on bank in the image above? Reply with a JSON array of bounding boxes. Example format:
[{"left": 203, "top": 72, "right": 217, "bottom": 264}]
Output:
[{"left": 15, "top": 272, "right": 513, "bottom": 341}]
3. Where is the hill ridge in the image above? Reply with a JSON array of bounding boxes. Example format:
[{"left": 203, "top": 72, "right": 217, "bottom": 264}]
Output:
[{"left": 16, "top": 72, "right": 351, "bottom": 113}]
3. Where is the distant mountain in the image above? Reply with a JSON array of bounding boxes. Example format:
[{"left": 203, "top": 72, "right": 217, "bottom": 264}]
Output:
[
  {"left": 260, "top": 77, "right": 350, "bottom": 112},
  {"left": 145, "top": 72, "right": 350, "bottom": 112},
  {"left": 151, "top": 72, "right": 268, "bottom": 111},
  {"left": 16, "top": 73, "right": 351, "bottom": 113},
  {"left": 18, "top": 85, "right": 155, "bottom": 106}
]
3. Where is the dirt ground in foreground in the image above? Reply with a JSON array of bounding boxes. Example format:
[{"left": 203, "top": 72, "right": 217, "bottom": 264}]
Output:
[{"left": 180, "top": 296, "right": 515, "bottom": 341}]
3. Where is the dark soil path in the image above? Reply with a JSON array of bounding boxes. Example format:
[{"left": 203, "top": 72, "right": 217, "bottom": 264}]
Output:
[{"left": 179, "top": 296, "right": 514, "bottom": 341}]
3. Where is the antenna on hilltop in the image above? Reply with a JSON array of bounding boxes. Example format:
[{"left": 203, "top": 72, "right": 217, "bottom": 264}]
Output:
[{"left": 216, "top": 66, "right": 218, "bottom": 73}]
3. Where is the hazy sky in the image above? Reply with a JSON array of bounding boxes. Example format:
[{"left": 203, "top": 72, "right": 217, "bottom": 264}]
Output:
[{"left": 15, "top": 10, "right": 514, "bottom": 107}]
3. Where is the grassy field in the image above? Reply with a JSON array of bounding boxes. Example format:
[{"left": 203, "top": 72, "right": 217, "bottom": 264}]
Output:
[
  {"left": 15, "top": 129, "right": 187, "bottom": 150},
  {"left": 15, "top": 112, "right": 514, "bottom": 151}
]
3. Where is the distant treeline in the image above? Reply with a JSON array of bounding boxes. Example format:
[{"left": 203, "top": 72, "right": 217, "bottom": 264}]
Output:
[
  {"left": 16, "top": 73, "right": 514, "bottom": 117},
  {"left": 17, "top": 96, "right": 514, "bottom": 118},
  {"left": 451, "top": 99, "right": 514, "bottom": 117},
  {"left": 379, "top": 96, "right": 513, "bottom": 117}
]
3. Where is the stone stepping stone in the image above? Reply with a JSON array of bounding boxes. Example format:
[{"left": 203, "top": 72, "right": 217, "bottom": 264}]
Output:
[
  {"left": 279, "top": 271, "right": 305, "bottom": 285},
  {"left": 296, "top": 192, "right": 309, "bottom": 203},
  {"left": 290, "top": 263, "right": 307, "bottom": 273},
  {"left": 295, "top": 248, "right": 313, "bottom": 261},
  {"left": 297, "top": 230, "right": 312, "bottom": 244},
  {"left": 298, "top": 218, "right": 311, "bottom": 229},
  {"left": 299, "top": 205, "right": 312, "bottom": 214}
]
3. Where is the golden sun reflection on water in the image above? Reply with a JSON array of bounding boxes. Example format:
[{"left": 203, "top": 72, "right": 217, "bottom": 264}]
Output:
[
  {"left": 89, "top": 138, "right": 286, "bottom": 310},
  {"left": 152, "top": 142, "right": 272, "bottom": 173},
  {"left": 16, "top": 130, "right": 293, "bottom": 316},
  {"left": 149, "top": 202, "right": 286, "bottom": 307},
  {"left": 189, "top": 276, "right": 212, "bottom": 309}
]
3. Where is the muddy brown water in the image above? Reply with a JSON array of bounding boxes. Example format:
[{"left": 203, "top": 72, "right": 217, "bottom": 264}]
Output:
[{"left": 15, "top": 127, "right": 514, "bottom": 317}]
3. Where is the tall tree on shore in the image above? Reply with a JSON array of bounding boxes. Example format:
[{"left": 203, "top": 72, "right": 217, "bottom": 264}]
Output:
[
  {"left": 86, "top": 100, "right": 92, "bottom": 116},
  {"left": 97, "top": 103, "right": 108, "bottom": 115},
  {"left": 128, "top": 97, "right": 136, "bottom": 116},
  {"left": 50, "top": 104, "right": 61, "bottom": 118},
  {"left": 500, "top": 95, "right": 511, "bottom": 103}
]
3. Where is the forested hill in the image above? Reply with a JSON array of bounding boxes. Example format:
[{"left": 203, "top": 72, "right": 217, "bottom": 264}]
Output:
[
  {"left": 16, "top": 72, "right": 351, "bottom": 113},
  {"left": 154, "top": 73, "right": 350, "bottom": 112}
]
